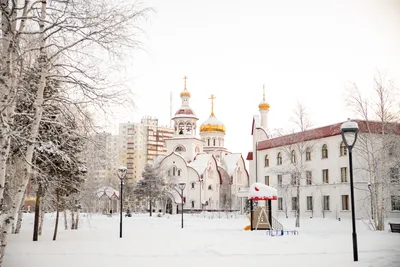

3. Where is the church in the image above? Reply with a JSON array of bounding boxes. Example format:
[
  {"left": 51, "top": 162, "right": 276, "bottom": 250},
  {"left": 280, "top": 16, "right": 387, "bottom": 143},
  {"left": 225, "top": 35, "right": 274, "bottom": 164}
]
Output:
[{"left": 155, "top": 77, "right": 249, "bottom": 214}]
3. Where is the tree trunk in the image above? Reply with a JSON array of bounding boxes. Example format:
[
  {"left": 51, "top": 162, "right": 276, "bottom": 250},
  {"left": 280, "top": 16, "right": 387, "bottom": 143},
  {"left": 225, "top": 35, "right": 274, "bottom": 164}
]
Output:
[
  {"left": 295, "top": 184, "right": 300, "bottom": 227},
  {"left": 53, "top": 190, "right": 60, "bottom": 240},
  {"left": 74, "top": 210, "right": 79, "bottom": 230},
  {"left": 63, "top": 209, "right": 68, "bottom": 230},
  {"left": 38, "top": 200, "right": 45, "bottom": 236},
  {"left": 70, "top": 210, "right": 75, "bottom": 230},
  {"left": 33, "top": 184, "right": 42, "bottom": 241}
]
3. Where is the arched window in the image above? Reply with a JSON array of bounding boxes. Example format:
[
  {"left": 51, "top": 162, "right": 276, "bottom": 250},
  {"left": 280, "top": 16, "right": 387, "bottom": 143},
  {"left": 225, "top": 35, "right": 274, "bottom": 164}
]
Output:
[
  {"left": 177, "top": 169, "right": 181, "bottom": 176},
  {"left": 191, "top": 182, "right": 195, "bottom": 189},
  {"left": 277, "top": 152, "right": 282, "bottom": 165},
  {"left": 175, "top": 145, "right": 186, "bottom": 153},
  {"left": 195, "top": 146, "right": 200, "bottom": 153},
  {"left": 265, "top": 155, "right": 269, "bottom": 167},
  {"left": 322, "top": 144, "right": 328, "bottom": 158},
  {"left": 172, "top": 166, "right": 177, "bottom": 176},
  {"left": 191, "top": 200, "right": 195, "bottom": 208},
  {"left": 213, "top": 138, "right": 216, "bottom": 146},
  {"left": 340, "top": 142, "right": 347, "bottom": 156},
  {"left": 178, "top": 122, "right": 184, "bottom": 135},
  {"left": 186, "top": 122, "right": 192, "bottom": 133},
  {"left": 291, "top": 150, "right": 296, "bottom": 163},
  {"left": 208, "top": 185, "right": 212, "bottom": 190},
  {"left": 306, "top": 147, "right": 312, "bottom": 161},
  {"left": 207, "top": 138, "right": 210, "bottom": 146}
]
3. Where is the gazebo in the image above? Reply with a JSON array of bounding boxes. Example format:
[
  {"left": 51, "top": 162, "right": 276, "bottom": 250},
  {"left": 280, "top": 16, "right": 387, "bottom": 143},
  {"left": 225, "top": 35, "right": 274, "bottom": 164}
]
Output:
[{"left": 248, "top": 182, "right": 277, "bottom": 231}]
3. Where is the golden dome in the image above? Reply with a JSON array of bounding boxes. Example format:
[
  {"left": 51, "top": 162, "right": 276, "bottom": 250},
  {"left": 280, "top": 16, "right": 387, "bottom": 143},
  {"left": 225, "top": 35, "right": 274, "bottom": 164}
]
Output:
[
  {"left": 258, "top": 85, "right": 270, "bottom": 110},
  {"left": 258, "top": 101, "right": 270, "bottom": 110},
  {"left": 180, "top": 90, "right": 191, "bottom": 97},
  {"left": 200, "top": 114, "right": 226, "bottom": 133}
]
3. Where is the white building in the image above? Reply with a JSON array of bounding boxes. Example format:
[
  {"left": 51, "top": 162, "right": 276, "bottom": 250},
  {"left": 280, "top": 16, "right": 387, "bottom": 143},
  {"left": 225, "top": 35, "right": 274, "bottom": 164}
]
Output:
[
  {"left": 155, "top": 78, "right": 249, "bottom": 214},
  {"left": 247, "top": 91, "right": 400, "bottom": 220}
]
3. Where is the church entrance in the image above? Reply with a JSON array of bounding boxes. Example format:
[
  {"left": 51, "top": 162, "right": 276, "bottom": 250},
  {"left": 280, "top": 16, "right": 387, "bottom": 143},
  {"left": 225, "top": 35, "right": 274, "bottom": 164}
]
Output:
[{"left": 166, "top": 198, "right": 173, "bottom": 214}]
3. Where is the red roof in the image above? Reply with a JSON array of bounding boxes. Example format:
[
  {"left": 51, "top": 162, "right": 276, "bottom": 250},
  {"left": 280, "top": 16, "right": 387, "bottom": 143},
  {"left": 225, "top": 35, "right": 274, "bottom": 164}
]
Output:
[
  {"left": 257, "top": 120, "right": 400, "bottom": 151},
  {"left": 175, "top": 108, "right": 195, "bottom": 115},
  {"left": 246, "top": 152, "right": 253, "bottom": 160}
]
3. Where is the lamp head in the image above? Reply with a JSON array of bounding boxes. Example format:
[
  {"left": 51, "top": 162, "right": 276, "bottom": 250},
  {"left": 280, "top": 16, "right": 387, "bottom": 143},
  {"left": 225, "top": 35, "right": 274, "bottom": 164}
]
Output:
[
  {"left": 341, "top": 119, "right": 359, "bottom": 149},
  {"left": 178, "top": 182, "right": 186, "bottom": 190},
  {"left": 117, "top": 166, "right": 127, "bottom": 180}
]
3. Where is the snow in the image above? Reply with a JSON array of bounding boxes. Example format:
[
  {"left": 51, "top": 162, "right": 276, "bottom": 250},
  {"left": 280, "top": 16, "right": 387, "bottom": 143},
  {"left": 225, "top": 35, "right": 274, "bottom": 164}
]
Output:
[
  {"left": 248, "top": 182, "right": 277, "bottom": 200},
  {"left": 4, "top": 213, "right": 400, "bottom": 267},
  {"left": 95, "top": 186, "right": 119, "bottom": 199},
  {"left": 222, "top": 153, "right": 241, "bottom": 176},
  {"left": 190, "top": 154, "right": 213, "bottom": 176}
]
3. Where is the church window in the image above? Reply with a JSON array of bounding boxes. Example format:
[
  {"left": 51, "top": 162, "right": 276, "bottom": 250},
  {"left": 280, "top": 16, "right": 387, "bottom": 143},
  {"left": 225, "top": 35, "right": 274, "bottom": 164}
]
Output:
[
  {"left": 178, "top": 169, "right": 181, "bottom": 176},
  {"left": 306, "top": 147, "right": 312, "bottom": 161},
  {"left": 172, "top": 166, "right": 177, "bottom": 176},
  {"left": 178, "top": 122, "right": 184, "bottom": 135},
  {"left": 175, "top": 145, "right": 186, "bottom": 153},
  {"left": 191, "top": 201, "right": 195, "bottom": 208},
  {"left": 213, "top": 138, "right": 216, "bottom": 146},
  {"left": 191, "top": 182, "right": 195, "bottom": 189},
  {"left": 264, "top": 155, "right": 269, "bottom": 167},
  {"left": 186, "top": 122, "right": 192, "bottom": 133},
  {"left": 207, "top": 138, "right": 210, "bottom": 146},
  {"left": 195, "top": 146, "right": 200, "bottom": 153},
  {"left": 208, "top": 185, "right": 212, "bottom": 190},
  {"left": 277, "top": 152, "right": 282, "bottom": 165},
  {"left": 322, "top": 144, "right": 328, "bottom": 158}
]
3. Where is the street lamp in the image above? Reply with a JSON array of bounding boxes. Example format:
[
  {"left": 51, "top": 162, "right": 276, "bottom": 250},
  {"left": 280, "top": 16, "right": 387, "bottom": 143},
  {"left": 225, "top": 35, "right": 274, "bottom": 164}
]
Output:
[
  {"left": 117, "top": 166, "right": 127, "bottom": 238},
  {"left": 178, "top": 182, "right": 186, "bottom": 229},
  {"left": 341, "top": 119, "right": 359, "bottom": 262}
]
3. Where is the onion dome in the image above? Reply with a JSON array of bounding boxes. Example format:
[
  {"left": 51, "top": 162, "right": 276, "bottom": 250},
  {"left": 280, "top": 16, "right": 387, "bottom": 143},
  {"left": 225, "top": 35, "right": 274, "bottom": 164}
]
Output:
[
  {"left": 200, "top": 114, "right": 226, "bottom": 133},
  {"left": 200, "top": 94, "right": 226, "bottom": 133},
  {"left": 180, "top": 76, "right": 191, "bottom": 97},
  {"left": 175, "top": 107, "right": 196, "bottom": 116},
  {"left": 259, "top": 85, "right": 270, "bottom": 110}
]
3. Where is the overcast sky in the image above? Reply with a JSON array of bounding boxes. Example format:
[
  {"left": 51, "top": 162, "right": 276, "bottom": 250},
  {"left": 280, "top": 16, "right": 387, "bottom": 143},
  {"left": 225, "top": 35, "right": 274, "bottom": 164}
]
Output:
[{"left": 107, "top": 0, "right": 400, "bottom": 155}]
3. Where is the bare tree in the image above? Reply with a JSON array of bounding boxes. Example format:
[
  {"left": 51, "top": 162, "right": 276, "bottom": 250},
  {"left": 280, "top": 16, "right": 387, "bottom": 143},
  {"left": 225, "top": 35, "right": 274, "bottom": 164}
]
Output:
[
  {"left": 272, "top": 102, "right": 316, "bottom": 227},
  {"left": 346, "top": 72, "right": 400, "bottom": 231}
]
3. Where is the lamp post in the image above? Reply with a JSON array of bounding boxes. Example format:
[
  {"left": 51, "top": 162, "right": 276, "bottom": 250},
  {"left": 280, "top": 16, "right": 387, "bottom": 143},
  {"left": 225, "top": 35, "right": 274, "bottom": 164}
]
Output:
[
  {"left": 117, "top": 166, "right": 127, "bottom": 238},
  {"left": 178, "top": 182, "right": 186, "bottom": 229},
  {"left": 341, "top": 119, "right": 359, "bottom": 262}
]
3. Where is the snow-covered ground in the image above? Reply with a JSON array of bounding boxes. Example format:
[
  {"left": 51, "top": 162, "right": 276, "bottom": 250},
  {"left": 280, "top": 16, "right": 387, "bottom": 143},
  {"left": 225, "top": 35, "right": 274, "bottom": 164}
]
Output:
[{"left": 4, "top": 212, "right": 400, "bottom": 267}]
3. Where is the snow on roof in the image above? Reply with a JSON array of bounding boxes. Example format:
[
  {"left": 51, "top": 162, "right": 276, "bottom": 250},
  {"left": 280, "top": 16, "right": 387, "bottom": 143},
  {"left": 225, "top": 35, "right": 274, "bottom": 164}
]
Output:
[
  {"left": 248, "top": 183, "right": 277, "bottom": 200},
  {"left": 96, "top": 186, "right": 119, "bottom": 199},
  {"left": 190, "top": 153, "right": 213, "bottom": 176},
  {"left": 153, "top": 155, "right": 166, "bottom": 166},
  {"left": 222, "top": 153, "right": 241, "bottom": 176}
]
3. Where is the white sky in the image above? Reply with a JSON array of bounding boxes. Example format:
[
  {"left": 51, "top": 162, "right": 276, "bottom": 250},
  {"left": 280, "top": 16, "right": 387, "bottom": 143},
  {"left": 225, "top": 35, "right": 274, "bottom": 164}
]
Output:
[{"left": 107, "top": 0, "right": 400, "bottom": 155}]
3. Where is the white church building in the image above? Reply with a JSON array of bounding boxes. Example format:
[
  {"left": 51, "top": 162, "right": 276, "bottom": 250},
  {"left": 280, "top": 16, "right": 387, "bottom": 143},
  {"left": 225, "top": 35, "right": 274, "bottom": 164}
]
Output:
[
  {"left": 155, "top": 78, "right": 249, "bottom": 214},
  {"left": 247, "top": 89, "right": 400, "bottom": 220}
]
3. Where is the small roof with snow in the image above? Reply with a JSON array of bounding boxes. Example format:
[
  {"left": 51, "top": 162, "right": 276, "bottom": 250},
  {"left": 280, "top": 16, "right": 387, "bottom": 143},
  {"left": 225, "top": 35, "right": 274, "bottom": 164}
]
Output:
[
  {"left": 222, "top": 153, "right": 242, "bottom": 176},
  {"left": 96, "top": 186, "right": 119, "bottom": 199},
  {"left": 190, "top": 153, "right": 213, "bottom": 176},
  {"left": 248, "top": 183, "right": 277, "bottom": 200}
]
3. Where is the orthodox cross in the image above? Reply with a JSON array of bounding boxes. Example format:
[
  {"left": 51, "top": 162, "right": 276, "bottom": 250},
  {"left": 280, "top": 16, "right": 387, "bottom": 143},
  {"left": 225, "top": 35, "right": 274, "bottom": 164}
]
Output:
[
  {"left": 209, "top": 94, "right": 216, "bottom": 116},
  {"left": 263, "top": 84, "right": 266, "bottom": 101},
  {"left": 183, "top": 76, "right": 188, "bottom": 90}
]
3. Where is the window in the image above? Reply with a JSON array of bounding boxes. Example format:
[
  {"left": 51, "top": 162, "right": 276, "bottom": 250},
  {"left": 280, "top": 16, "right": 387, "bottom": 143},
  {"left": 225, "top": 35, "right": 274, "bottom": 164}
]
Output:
[
  {"left": 291, "top": 197, "right": 298, "bottom": 210},
  {"left": 278, "top": 198, "right": 283, "bottom": 210},
  {"left": 291, "top": 174, "right": 298, "bottom": 186},
  {"left": 342, "top": 195, "right": 349, "bottom": 210},
  {"left": 172, "top": 166, "right": 177, "bottom": 176},
  {"left": 175, "top": 145, "right": 186, "bottom": 153},
  {"left": 177, "top": 169, "right": 181, "bottom": 176},
  {"left": 391, "top": 196, "right": 400, "bottom": 211},
  {"left": 307, "top": 196, "right": 313, "bottom": 211},
  {"left": 341, "top": 167, "right": 348, "bottom": 182},
  {"left": 323, "top": 169, "right": 329, "bottom": 184},
  {"left": 191, "top": 201, "right": 195, "bottom": 208},
  {"left": 306, "top": 148, "right": 312, "bottom": 161},
  {"left": 277, "top": 152, "right": 282, "bottom": 165},
  {"left": 191, "top": 182, "right": 195, "bottom": 189},
  {"left": 306, "top": 171, "right": 312, "bottom": 185},
  {"left": 322, "top": 144, "right": 328, "bottom": 159},
  {"left": 323, "top": 196, "right": 330, "bottom": 210},
  {"left": 277, "top": 175, "right": 282, "bottom": 187},
  {"left": 265, "top": 176, "right": 270, "bottom": 185},
  {"left": 178, "top": 122, "right": 184, "bottom": 134},
  {"left": 213, "top": 138, "right": 216, "bottom": 146},
  {"left": 207, "top": 138, "right": 210, "bottom": 146},
  {"left": 291, "top": 150, "right": 296, "bottom": 163},
  {"left": 390, "top": 168, "right": 399, "bottom": 183},
  {"left": 186, "top": 123, "right": 192, "bottom": 133},
  {"left": 265, "top": 155, "right": 269, "bottom": 167},
  {"left": 208, "top": 185, "right": 212, "bottom": 190},
  {"left": 340, "top": 142, "right": 347, "bottom": 156}
]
